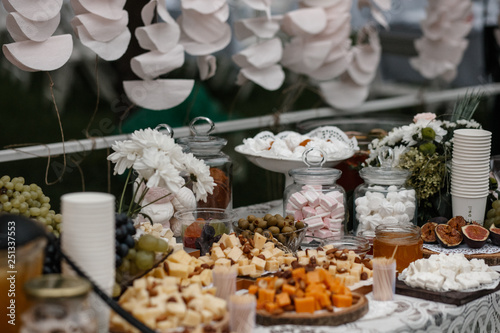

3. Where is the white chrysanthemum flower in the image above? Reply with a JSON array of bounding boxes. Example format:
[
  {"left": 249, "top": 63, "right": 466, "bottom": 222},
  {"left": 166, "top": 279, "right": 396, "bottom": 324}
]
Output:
[
  {"left": 131, "top": 128, "right": 181, "bottom": 153},
  {"left": 401, "top": 124, "right": 418, "bottom": 146},
  {"left": 133, "top": 148, "right": 185, "bottom": 194},
  {"left": 107, "top": 140, "right": 142, "bottom": 175},
  {"left": 183, "top": 153, "right": 215, "bottom": 202}
]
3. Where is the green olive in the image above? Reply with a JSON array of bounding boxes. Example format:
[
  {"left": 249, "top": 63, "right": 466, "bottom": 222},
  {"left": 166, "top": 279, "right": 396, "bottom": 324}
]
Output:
[
  {"left": 238, "top": 218, "right": 249, "bottom": 229},
  {"left": 267, "top": 216, "right": 278, "bottom": 227},
  {"left": 295, "top": 221, "right": 305, "bottom": 229},
  {"left": 282, "top": 226, "right": 293, "bottom": 233},
  {"left": 255, "top": 227, "right": 263, "bottom": 234},
  {"left": 248, "top": 223, "right": 255, "bottom": 231},
  {"left": 285, "top": 214, "right": 295, "bottom": 221},
  {"left": 247, "top": 215, "right": 257, "bottom": 222},
  {"left": 264, "top": 213, "right": 273, "bottom": 221},
  {"left": 276, "top": 218, "right": 285, "bottom": 229},
  {"left": 257, "top": 218, "right": 267, "bottom": 229},
  {"left": 242, "top": 230, "right": 252, "bottom": 239},
  {"left": 284, "top": 220, "right": 294, "bottom": 227},
  {"left": 277, "top": 234, "right": 287, "bottom": 244},
  {"left": 268, "top": 226, "right": 280, "bottom": 234}
]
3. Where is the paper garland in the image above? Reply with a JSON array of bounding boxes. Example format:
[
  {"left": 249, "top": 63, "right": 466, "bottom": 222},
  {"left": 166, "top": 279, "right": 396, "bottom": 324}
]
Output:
[
  {"left": 2, "top": 0, "right": 72, "bottom": 71},
  {"left": 410, "top": 0, "right": 473, "bottom": 82}
]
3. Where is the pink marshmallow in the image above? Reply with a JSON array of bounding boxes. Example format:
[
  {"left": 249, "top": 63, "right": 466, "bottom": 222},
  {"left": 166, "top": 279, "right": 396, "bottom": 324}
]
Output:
[
  {"left": 319, "top": 194, "right": 338, "bottom": 210},
  {"left": 304, "top": 215, "right": 323, "bottom": 229},
  {"left": 302, "top": 206, "right": 316, "bottom": 218},
  {"left": 330, "top": 206, "right": 345, "bottom": 219},
  {"left": 289, "top": 192, "right": 308, "bottom": 208},
  {"left": 302, "top": 184, "right": 322, "bottom": 192},
  {"left": 293, "top": 210, "right": 304, "bottom": 221},
  {"left": 315, "top": 206, "right": 330, "bottom": 218},
  {"left": 314, "top": 229, "right": 333, "bottom": 239},
  {"left": 303, "top": 190, "right": 320, "bottom": 206},
  {"left": 326, "top": 190, "right": 344, "bottom": 202}
]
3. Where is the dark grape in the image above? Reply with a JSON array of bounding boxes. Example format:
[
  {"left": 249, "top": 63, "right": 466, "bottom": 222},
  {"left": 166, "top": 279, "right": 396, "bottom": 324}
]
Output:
[
  {"left": 126, "top": 223, "right": 136, "bottom": 235},
  {"left": 43, "top": 233, "right": 61, "bottom": 274},
  {"left": 118, "top": 243, "right": 129, "bottom": 257},
  {"left": 115, "top": 227, "right": 125, "bottom": 241},
  {"left": 124, "top": 235, "right": 135, "bottom": 248},
  {"left": 202, "top": 224, "right": 216, "bottom": 240},
  {"left": 115, "top": 213, "right": 128, "bottom": 226},
  {"left": 115, "top": 254, "right": 123, "bottom": 268}
]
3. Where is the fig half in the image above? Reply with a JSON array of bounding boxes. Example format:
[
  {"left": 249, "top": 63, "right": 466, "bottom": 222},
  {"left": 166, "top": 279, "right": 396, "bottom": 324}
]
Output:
[
  {"left": 490, "top": 225, "right": 500, "bottom": 246},
  {"left": 447, "top": 216, "right": 467, "bottom": 234},
  {"left": 421, "top": 222, "right": 438, "bottom": 243},
  {"left": 436, "top": 224, "right": 463, "bottom": 248},
  {"left": 462, "top": 224, "right": 489, "bottom": 249}
]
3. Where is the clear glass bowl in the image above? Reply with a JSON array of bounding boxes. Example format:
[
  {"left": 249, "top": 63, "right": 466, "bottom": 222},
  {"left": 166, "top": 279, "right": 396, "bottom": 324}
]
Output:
[
  {"left": 320, "top": 235, "right": 371, "bottom": 255},
  {"left": 174, "top": 208, "right": 235, "bottom": 249},
  {"left": 232, "top": 221, "right": 308, "bottom": 253}
]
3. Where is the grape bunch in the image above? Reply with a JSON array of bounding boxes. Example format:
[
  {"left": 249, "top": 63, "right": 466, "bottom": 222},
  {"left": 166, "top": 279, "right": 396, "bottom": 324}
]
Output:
[
  {"left": 485, "top": 199, "right": 500, "bottom": 229},
  {"left": 0, "top": 175, "right": 62, "bottom": 236},
  {"left": 43, "top": 232, "right": 62, "bottom": 274},
  {"left": 114, "top": 213, "right": 137, "bottom": 268}
]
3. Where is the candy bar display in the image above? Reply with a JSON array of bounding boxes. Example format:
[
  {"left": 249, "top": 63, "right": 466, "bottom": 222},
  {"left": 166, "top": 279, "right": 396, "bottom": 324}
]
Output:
[{"left": 284, "top": 164, "right": 346, "bottom": 240}]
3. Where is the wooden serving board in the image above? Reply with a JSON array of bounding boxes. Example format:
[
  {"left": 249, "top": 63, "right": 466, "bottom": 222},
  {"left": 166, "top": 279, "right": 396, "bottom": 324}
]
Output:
[
  {"left": 423, "top": 248, "right": 500, "bottom": 266},
  {"left": 395, "top": 280, "right": 500, "bottom": 306},
  {"left": 256, "top": 292, "right": 368, "bottom": 326}
]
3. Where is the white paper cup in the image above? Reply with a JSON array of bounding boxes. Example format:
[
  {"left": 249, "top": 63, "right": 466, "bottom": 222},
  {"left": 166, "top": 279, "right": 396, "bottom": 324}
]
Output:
[
  {"left": 452, "top": 155, "right": 491, "bottom": 162},
  {"left": 451, "top": 194, "right": 488, "bottom": 224},
  {"left": 451, "top": 179, "right": 490, "bottom": 187},
  {"left": 451, "top": 174, "right": 490, "bottom": 182},
  {"left": 454, "top": 128, "right": 492, "bottom": 138},
  {"left": 372, "top": 258, "right": 396, "bottom": 301}
]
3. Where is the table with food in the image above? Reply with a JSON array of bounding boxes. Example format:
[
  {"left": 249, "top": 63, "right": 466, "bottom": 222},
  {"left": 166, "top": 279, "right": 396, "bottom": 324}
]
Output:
[{"left": 1, "top": 109, "right": 500, "bottom": 333}]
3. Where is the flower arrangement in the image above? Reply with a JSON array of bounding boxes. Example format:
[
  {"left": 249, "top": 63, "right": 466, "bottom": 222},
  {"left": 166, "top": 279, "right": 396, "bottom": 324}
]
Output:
[
  {"left": 364, "top": 94, "right": 483, "bottom": 224},
  {"left": 107, "top": 127, "right": 215, "bottom": 220}
]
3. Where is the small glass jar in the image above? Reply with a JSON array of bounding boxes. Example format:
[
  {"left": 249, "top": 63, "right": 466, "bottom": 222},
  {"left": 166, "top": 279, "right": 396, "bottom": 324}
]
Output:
[
  {"left": 373, "top": 224, "right": 423, "bottom": 273},
  {"left": 354, "top": 148, "right": 417, "bottom": 239},
  {"left": 177, "top": 117, "right": 233, "bottom": 210},
  {"left": 21, "top": 274, "right": 97, "bottom": 333},
  {"left": 283, "top": 148, "right": 347, "bottom": 239}
]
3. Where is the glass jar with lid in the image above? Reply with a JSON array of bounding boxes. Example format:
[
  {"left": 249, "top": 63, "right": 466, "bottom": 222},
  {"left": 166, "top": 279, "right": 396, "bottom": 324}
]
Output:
[
  {"left": 21, "top": 274, "right": 97, "bottom": 333},
  {"left": 177, "top": 117, "right": 232, "bottom": 210},
  {"left": 283, "top": 148, "right": 347, "bottom": 240},
  {"left": 354, "top": 147, "right": 418, "bottom": 240}
]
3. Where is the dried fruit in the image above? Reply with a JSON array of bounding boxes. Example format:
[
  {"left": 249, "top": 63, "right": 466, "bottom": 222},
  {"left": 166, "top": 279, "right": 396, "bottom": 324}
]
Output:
[
  {"left": 447, "top": 216, "right": 467, "bottom": 234},
  {"left": 462, "top": 225, "right": 489, "bottom": 249},
  {"left": 435, "top": 224, "right": 463, "bottom": 248},
  {"left": 421, "top": 222, "right": 438, "bottom": 243},
  {"left": 489, "top": 225, "right": 500, "bottom": 246}
]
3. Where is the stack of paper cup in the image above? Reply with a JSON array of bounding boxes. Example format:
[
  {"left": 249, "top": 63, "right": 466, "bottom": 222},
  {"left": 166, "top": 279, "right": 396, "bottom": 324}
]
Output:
[
  {"left": 451, "top": 129, "right": 492, "bottom": 225},
  {"left": 61, "top": 192, "right": 115, "bottom": 333}
]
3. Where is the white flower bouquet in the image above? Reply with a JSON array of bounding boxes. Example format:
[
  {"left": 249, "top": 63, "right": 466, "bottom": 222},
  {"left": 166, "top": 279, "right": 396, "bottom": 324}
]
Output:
[{"left": 107, "top": 127, "right": 215, "bottom": 221}]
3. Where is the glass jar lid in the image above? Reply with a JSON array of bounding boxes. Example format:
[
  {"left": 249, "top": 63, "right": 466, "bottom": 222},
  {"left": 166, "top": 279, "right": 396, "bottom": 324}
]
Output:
[
  {"left": 360, "top": 147, "right": 410, "bottom": 185},
  {"left": 289, "top": 148, "right": 342, "bottom": 183},
  {"left": 24, "top": 274, "right": 92, "bottom": 299},
  {"left": 177, "top": 117, "right": 227, "bottom": 154}
]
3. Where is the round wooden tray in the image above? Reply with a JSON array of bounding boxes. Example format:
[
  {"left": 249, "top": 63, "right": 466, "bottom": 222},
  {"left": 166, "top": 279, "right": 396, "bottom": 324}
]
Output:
[
  {"left": 256, "top": 292, "right": 368, "bottom": 326},
  {"left": 423, "top": 248, "right": 500, "bottom": 266}
]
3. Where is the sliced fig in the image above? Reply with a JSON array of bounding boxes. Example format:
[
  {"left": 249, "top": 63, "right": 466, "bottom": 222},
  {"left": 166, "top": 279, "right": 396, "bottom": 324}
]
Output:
[
  {"left": 490, "top": 225, "right": 500, "bottom": 246},
  {"left": 447, "top": 216, "right": 467, "bottom": 234},
  {"left": 435, "top": 224, "right": 463, "bottom": 248},
  {"left": 462, "top": 224, "right": 489, "bottom": 249},
  {"left": 421, "top": 222, "right": 438, "bottom": 243}
]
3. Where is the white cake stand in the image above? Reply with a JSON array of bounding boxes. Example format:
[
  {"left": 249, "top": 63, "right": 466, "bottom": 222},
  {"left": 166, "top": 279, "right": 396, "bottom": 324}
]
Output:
[{"left": 235, "top": 145, "right": 354, "bottom": 214}]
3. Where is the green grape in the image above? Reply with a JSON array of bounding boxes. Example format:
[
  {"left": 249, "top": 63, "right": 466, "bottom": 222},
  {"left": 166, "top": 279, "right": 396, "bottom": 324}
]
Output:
[
  {"left": 40, "top": 206, "right": 49, "bottom": 217},
  {"left": 4, "top": 182, "right": 14, "bottom": 190},
  {"left": 3, "top": 202, "right": 12, "bottom": 211},
  {"left": 11, "top": 199, "right": 20, "bottom": 208},
  {"left": 0, "top": 181, "right": 3, "bottom": 188},
  {"left": 19, "top": 202, "right": 28, "bottom": 213},
  {"left": 22, "top": 191, "right": 31, "bottom": 200},
  {"left": 126, "top": 248, "right": 137, "bottom": 260},
  {"left": 10, "top": 208, "right": 20, "bottom": 215},
  {"left": 17, "top": 195, "right": 25, "bottom": 203},
  {"left": 119, "top": 258, "right": 131, "bottom": 272},
  {"left": 0, "top": 175, "right": 10, "bottom": 183},
  {"left": 54, "top": 214, "right": 62, "bottom": 223},
  {"left": 129, "top": 261, "right": 139, "bottom": 275},
  {"left": 30, "top": 191, "right": 38, "bottom": 200},
  {"left": 46, "top": 225, "right": 53, "bottom": 232},
  {"left": 32, "top": 201, "right": 41, "bottom": 208},
  {"left": 38, "top": 217, "right": 47, "bottom": 225},
  {"left": 22, "top": 185, "right": 30, "bottom": 192},
  {"left": 156, "top": 238, "right": 169, "bottom": 253},
  {"left": 137, "top": 234, "right": 158, "bottom": 252},
  {"left": 0, "top": 194, "right": 8, "bottom": 203},
  {"left": 42, "top": 196, "right": 50, "bottom": 204},
  {"left": 12, "top": 191, "right": 20, "bottom": 199},
  {"left": 30, "top": 207, "right": 41, "bottom": 216},
  {"left": 14, "top": 183, "right": 23, "bottom": 191},
  {"left": 6, "top": 190, "right": 13, "bottom": 197},
  {"left": 112, "top": 283, "right": 121, "bottom": 298},
  {"left": 494, "top": 216, "right": 500, "bottom": 227},
  {"left": 30, "top": 184, "right": 38, "bottom": 191},
  {"left": 492, "top": 200, "right": 500, "bottom": 210},
  {"left": 41, "top": 203, "right": 51, "bottom": 209},
  {"left": 135, "top": 250, "right": 155, "bottom": 270}
]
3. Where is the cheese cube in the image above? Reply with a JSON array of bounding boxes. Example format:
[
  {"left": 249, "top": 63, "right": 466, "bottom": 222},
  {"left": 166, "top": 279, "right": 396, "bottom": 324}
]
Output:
[
  {"left": 328, "top": 265, "right": 337, "bottom": 276},
  {"left": 277, "top": 256, "right": 285, "bottom": 266},
  {"left": 168, "top": 262, "right": 190, "bottom": 279},
  {"left": 296, "top": 250, "right": 307, "bottom": 258},
  {"left": 224, "top": 234, "right": 240, "bottom": 248},
  {"left": 317, "top": 250, "right": 326, "bottom": 257},
  {"left": 350, "top": 263, "right": 363, "bottom": 276},
  {"left": 204, "top": 295, "right": 227, "bottom": 317},
  {"left": 336, "top": 260, "right": 351, "bottom": 271},
  {"left": 223, "top": 248, "right": 232, "bottom": 256},
  {"left": 265, "top": 260, "right": 279, "bottom": 272},
  {"left": 362, "top": 266, "right": 373, "bottom": 278},
  {"left": 199, "top": 269, "right": 212, "bottom": 286},
  {"left": 250, "top": 248, "right": 260, "bottom": 257},
  {"left": 227, "top": 247, "right": 243, "bottom": 262},
  {"left": 347, "top": 251, "right": 357, "bottom": 262},
  {"left": 272, "top": 248, "right": 284, "bottom": 258},
  {"left": 251, "top": 256, "right": 266, "bottom": 271},
  {"left": 238, "top": 264, "right": 256, "bottom": 276},
  {"left": 260, "top": 249, "right": 273, "bottom": 260},
  {"left": 166, "top": 301, "right": 187, "bottom": 316},
  {"left": 298, "top": 257, "right": 309, "bottom": 266},
  {"left": 168, "top": 250, "right": 192, "bottom": 264},
  {"left": 198, "top": 256, "right": 214, "bottom": 266},
  {"left": 250, "top": 270, "right": 264, "bottom": 279},
  {"left": 323, "top": 244, "right": 334, "bottom": 250},
  {"left": 181, "top": 309, "right": 202, "bottom": 327},
  {"left": 307, "top": 249, "right": 318, "bottom": 258},
  {"left": 263, "top": 242, "right": 275, "bottom": 250},
  {"left": 211, "top": 246, "right": 226, "bottom": 261},
  {"left": 200, "top": 309, "right": 214, "bottom": 324},
  {"left": 238, "top": 257, "right": 249, "bottom": 266},
  {"left": 218, "top": 233, "right": 229, "bottom": 245},
  {"left": 254, "top": 233, "right": 267, "bottom": 250},
  {"left": 215, "top": 258, "right": 232, "bottom": 268},
  {"left": 343, "top": 275, "right": 357, "bottom": 286},
  {"left": 283, "top": 257, "right": 298, "bottom": 266}
]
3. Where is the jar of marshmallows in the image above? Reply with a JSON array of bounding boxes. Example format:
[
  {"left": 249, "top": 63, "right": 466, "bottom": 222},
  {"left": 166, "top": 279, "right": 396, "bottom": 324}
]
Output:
[
  {"left": 354, "top": 147, "right": 417, "bottom": 241},
  {"left": 283, "top": 148, "right": 347, "bottom": 240}
]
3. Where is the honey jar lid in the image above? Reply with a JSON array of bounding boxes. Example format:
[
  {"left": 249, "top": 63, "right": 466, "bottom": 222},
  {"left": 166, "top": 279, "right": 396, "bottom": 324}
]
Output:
[{"left": 24, "top": 274, "right": 91, "bottom": 299}]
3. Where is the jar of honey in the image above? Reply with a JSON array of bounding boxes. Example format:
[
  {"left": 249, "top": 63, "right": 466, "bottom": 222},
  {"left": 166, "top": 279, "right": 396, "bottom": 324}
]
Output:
[
  {"left": 177, "top": 117, "right": 232, "bottom": 210},
  {"left": 373, "top": 223, "right": 423, "bottom": 273}
]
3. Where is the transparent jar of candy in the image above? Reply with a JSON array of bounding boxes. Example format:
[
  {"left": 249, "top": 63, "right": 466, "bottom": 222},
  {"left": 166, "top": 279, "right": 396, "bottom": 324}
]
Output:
[
  {"left": 283, "top": 148, "right": 347, "bottom": 240},
  {"left": 177, "top": 117, "right": 233, "bottom": 210},
  {"left": 21, "top": 274, "right": 97, "bottom": 333},
  {"left": 354, "top": 147, "right": 417, "bottom": 240}
]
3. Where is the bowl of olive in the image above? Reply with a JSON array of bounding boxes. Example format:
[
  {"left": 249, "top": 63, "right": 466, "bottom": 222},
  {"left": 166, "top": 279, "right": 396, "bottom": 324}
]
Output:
[{"left": 233, "top": 213, "right": 308, "bottom": 252}]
